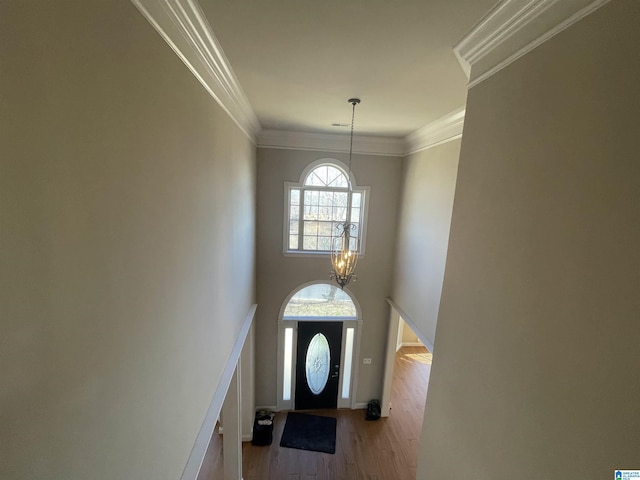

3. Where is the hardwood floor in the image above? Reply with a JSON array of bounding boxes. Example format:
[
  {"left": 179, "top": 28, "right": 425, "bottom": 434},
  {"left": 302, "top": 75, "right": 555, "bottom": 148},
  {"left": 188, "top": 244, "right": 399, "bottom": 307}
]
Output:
[{"left": 197, "top": 346, "right": 431, "bottom": 480}]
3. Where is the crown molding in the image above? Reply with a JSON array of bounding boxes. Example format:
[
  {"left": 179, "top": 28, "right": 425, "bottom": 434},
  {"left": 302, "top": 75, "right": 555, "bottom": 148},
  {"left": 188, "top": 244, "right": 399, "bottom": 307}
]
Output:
[
  {"left": 404, "top": 108, "right": 465, "bottom": 156},
  {"left": 131, "top": 0, "right": 261, "bottom": 141},
  {"left": 454, "top": 0, "right": 611, "bottom": 88},
  {"left": 260, "top": 107, "right": 466, "bottom": 158},
  {"left": 257, "top": 130, "right": 405, "bottom": 157}
]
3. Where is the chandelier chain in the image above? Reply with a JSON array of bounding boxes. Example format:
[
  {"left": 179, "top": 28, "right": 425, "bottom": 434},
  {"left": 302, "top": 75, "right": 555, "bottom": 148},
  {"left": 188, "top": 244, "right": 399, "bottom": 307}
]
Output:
[
  {"left": 348, "top": 100, "right": 356, "bottom": 191},
  {"left": 330, "top": 98, "right": 361, "bottom": 289}
]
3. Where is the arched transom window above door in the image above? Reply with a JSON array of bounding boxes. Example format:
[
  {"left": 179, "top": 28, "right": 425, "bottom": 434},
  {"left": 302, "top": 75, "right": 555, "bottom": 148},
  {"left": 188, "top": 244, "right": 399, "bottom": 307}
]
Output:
[
  {"left": 283, "top": 283, "right": 356, "bottom": 319},
  {"left": 284, "top": 159, "right": 369, "bottom": 255}
]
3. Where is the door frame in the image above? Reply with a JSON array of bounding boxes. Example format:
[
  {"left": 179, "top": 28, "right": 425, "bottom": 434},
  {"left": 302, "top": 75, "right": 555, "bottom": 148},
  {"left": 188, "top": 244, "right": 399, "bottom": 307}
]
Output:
[
  {"left": 381, "top": 299, "right": 434, "bottom": 417},
  {"left": 277, "top": 281, "right": 363, "bottom": 412}
]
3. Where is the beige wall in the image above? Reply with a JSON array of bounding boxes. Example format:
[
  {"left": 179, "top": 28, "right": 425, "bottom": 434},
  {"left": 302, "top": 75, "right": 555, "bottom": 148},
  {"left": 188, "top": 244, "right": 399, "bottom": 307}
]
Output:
[
  {"left": 401, "top": 320, "right": 422, "bottom": 344},
  {"left": 0, "top": 2, "right": 255, "bottom": 479},
  {"left": 418, "top": 2, "right": 640, "bottom": 478},
  {"left": 392, "top": 141, "right": 461, "bottom": 347},
  {"left": 255, "top": 148, "right": 402, "bottom": 406}
]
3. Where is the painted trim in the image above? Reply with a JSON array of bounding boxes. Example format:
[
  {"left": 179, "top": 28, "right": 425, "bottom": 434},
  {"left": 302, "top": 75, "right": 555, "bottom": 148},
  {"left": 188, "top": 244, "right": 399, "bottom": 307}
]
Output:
[
  {"left": 382, "top": 307, "right": 401, "bottom": 417},
  {"left": 401, "top": 342, "right": 425, "bottom": 348},
  {"left": 453, "top": 0, "right": 611, "bottom": 88},
  {"left": 258, "top": 130, "right": 404, "bottom": 157},
  {"left": 240, "top": 323, "right": 255, "bottom": 442},
  {"left": 180, "top": 304, "right": 257, "bottom": 480},
  {"left": 395, "top": 312, "right": 405, "bottom": 352},
  {"left": 130, "top": 0, "right": 261, "bottom": 141},
  {"left": 404, "top": 108, "right": 465, "bottom": 155},
  {"left": 386, "top": 298, "right": 434, "bottom": 353},
  {"left": 353, "top": 402, "right": 368, "bottom": 409},
  {"left": 276, "top": 281, "right": 363, "bottom": 412}
]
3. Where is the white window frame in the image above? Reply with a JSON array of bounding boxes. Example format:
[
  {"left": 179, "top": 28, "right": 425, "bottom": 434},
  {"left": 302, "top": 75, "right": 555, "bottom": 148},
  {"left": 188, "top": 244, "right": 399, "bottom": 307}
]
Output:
[
  {"left": 283, "top": 158, "right": 370, "bottom": 256},
  {"left": 276, "top": 281, "right": 363, "bottom": 411}
]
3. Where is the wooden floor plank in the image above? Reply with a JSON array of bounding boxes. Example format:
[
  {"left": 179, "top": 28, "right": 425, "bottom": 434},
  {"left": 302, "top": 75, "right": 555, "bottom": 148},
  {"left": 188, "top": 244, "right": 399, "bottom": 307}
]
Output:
[{"left": 197, "top": 346, "right": 431, "bottom": 480}]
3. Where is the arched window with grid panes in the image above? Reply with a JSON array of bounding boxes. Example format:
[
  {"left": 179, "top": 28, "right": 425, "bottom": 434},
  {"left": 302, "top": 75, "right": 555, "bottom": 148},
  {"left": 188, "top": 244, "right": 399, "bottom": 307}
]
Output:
[{"left": 284, "top": 160, "right": 369, "bottom": 254}]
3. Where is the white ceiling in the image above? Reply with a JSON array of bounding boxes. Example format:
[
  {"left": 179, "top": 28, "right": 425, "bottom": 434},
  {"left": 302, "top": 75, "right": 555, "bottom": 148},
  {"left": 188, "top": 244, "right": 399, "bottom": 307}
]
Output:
[{"left": 199, "top": 0, "right": 497, "bottom": 138}]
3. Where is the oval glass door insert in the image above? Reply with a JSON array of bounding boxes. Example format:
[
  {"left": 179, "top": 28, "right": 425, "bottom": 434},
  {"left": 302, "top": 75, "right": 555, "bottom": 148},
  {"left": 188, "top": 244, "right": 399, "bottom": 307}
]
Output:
[{"left": 305, "top": 333, "right": 331, "bottom": 395}]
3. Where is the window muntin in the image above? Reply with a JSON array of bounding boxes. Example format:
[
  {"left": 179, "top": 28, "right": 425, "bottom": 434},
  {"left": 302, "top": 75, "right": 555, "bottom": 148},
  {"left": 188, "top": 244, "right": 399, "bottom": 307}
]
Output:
[
  {"left": 287, "top": 162, "right": 366, "bottom": 253},
  {"left": 304, "top": 165, "right": 349, "bottom": 188}
]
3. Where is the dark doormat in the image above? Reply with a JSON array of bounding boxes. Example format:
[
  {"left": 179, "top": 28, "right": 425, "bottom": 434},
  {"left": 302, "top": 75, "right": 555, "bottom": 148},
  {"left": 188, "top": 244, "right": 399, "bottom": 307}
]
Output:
[{"left": 279, "top": 412, "right": 337, "bottom": 454}]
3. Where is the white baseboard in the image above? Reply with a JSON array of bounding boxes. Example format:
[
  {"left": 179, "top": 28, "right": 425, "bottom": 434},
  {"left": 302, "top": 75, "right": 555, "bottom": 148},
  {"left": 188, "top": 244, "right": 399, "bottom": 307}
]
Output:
[{"left": 353, "top": 402, "right": 368, "bottom": 409}]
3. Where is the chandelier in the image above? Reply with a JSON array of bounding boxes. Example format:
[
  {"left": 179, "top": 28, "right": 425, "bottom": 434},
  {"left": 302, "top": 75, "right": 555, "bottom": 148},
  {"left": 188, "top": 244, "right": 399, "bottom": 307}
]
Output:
[{"left": 330, "top": 98, "right": 361, "bottom": 289}]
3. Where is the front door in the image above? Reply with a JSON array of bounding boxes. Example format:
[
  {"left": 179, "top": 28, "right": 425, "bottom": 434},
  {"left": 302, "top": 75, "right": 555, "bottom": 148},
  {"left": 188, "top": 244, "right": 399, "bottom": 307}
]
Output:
[{"left": 295, "top": 321, "right": 342, "bottom": 410}]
